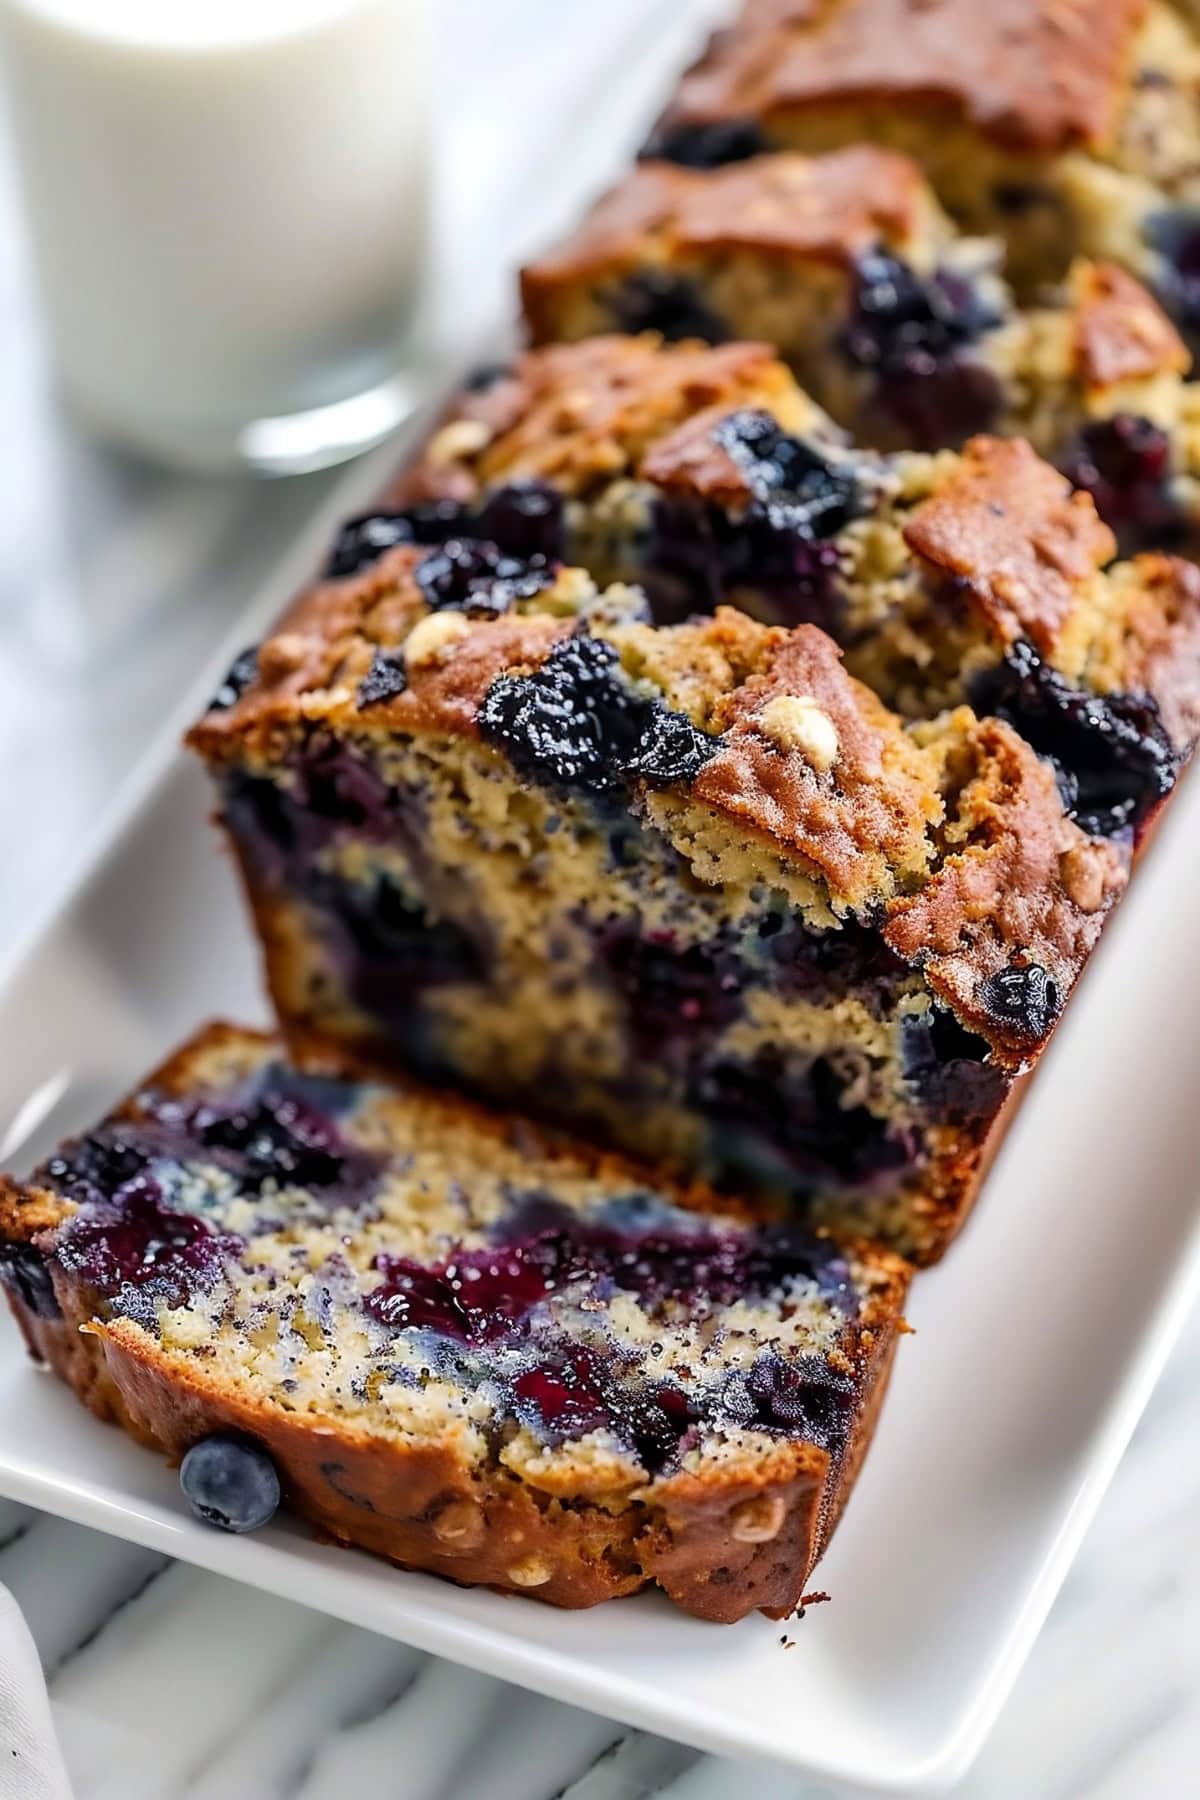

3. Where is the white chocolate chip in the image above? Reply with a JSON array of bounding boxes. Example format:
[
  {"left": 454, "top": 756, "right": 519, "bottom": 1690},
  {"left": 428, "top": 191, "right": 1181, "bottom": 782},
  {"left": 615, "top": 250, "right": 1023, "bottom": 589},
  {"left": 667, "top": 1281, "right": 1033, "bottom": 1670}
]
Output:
[
  {"left": 255, "top": 632, "right": 309, "bottom": 682},
  {"left": 729, "top": 1494, "right": 787, "bottom": 1544},
  {"left": 433, "top": 1499, "right": 484, "bottom": 1548},
  {"left": 1059, "top": 842, "right": 1107, "bottom": 913},
  {"left": 507, "top": 1554, "right": 553, "bottom": 1587},
  {"left": 757, "top": 693, "right": 840, "bottom": 772},
  {"left": 425, "top": 417, "right": 493, "bottom": 465},
  {"left": 404, "top": 611, "right": 472, "bottom": 669}
]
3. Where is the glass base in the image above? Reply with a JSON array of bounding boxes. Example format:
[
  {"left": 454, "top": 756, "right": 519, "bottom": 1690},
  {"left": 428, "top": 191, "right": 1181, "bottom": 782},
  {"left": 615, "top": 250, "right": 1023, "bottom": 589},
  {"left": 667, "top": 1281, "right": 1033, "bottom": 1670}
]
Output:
[{"left": 66, "top": 368, "right": 431, "bottom": 476}]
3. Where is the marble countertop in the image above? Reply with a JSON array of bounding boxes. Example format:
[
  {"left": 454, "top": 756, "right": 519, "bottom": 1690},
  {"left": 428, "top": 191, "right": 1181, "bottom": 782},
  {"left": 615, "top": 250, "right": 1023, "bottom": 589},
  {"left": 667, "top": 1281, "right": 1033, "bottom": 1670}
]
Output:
[{"left": 1, "top": 4, "right": 1198, "bottom": 1796}]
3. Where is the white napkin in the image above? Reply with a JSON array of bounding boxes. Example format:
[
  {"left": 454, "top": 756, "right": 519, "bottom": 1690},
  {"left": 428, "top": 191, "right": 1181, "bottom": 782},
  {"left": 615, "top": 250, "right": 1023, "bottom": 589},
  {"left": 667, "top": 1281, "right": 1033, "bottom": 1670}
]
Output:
[{"left": 0, "top": 1582, "right": 71, "bottom": 1800}]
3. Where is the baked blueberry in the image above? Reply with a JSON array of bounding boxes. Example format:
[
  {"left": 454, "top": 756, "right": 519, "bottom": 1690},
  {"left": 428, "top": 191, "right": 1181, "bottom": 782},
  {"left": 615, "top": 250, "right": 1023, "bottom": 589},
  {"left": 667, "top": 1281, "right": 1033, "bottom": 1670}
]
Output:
[
  {"left": 356, "top": 650, "right": 408, "bottom": 708},
  {"left": 970, "top": 638, "right": 1176, "bottom": 837},
  {"left": 978, "top": 963, "right": 1060, "bottom": 1044},
  {"left": 180, "top": 1434, "right": 281, "bottom": 1534},
  {"left": 474, "top": 482, "right": 565, "bottom": 563},
  {"left": 713, "top": 410, "right": 861, "bottom": 537},
  {"left": 640, "top": 117, "right": 771, "bottom": 169},
  {"left": 0, "top": 1244, "right": 61, "bottom": 1320},
  {"left": 606, "top": 270, "right": 729, "bottom": 343},
  {"left": 1060, "top": 415, "right": 1180, "bottom": 550},
  {"left": 325, "top": 502, "right": 468, "bottom": 578},
  {"left": 479, "top": 633, "right": 717, "bottom": 795},
  {"left": 414, "top": 539, "right": 553, "bottom": 615},
  {"left": 209, "top": 649, "right": 259, "bottom": 713}
]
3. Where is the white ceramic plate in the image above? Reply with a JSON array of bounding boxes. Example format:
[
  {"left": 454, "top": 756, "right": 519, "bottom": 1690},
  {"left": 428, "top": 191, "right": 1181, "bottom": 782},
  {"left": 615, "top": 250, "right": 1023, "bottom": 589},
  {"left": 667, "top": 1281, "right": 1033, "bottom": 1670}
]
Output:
[{"left": 2, "top": 437, "right": 1200, "bottom": 1795}]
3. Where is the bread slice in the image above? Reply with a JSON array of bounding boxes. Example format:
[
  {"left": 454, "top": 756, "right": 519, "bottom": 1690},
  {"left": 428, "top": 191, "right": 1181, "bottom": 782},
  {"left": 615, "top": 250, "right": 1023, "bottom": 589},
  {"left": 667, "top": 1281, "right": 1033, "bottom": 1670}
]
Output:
[
  {"left": 0, "top": 1023, "right": 910, "bottom": 1622},
  {"left": 187, "top": 559, "right": 1131, "bottom": 1261}
]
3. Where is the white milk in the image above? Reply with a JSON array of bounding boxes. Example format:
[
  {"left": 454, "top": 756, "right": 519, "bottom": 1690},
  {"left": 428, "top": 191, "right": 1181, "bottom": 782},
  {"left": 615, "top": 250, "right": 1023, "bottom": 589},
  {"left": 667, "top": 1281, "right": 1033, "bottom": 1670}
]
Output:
[{"left": 0, "top": 0, "right": 429, "bottom": 469}]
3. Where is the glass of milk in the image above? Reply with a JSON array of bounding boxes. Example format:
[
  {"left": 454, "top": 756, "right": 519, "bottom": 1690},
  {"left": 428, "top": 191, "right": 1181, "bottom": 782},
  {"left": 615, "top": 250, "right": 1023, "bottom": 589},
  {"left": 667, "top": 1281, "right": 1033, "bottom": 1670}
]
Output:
[{"left": 0, "top": 0, "right": 430, "bottom": 472}]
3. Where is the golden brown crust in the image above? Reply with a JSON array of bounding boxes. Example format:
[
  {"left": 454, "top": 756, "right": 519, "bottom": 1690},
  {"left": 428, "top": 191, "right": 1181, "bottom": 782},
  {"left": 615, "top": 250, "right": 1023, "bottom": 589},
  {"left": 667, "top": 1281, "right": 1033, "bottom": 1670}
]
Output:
[
  {"left": 655, "top": 0, "right": 1147, "bottom": 155},
  {"left": 521, "top": 148, "right": 935, "bottom": 340},
  {"left": 902, "top": 435, "right": 1117, "bottom": 658},
  {"left": 1111, "top": 554, "right": 1200, "bottom": 752},
  {"left": 1070, "top": 261, "right": 1190, "bottom": 390},
  {"left": 0, "top": 1024, "right": 911, "bottom": 1622},
  {"left": 884, "top": 716, "right": 1130, "bottom": 1057},
  {"left": 381, "top": 336, "right": 812, "bottom": 505},
  {"left": 693, "top": 623, "right": 942, "bottom": 911},
  {"left": 8, "top": 1288, "right": 839, "bottom": 1619}
]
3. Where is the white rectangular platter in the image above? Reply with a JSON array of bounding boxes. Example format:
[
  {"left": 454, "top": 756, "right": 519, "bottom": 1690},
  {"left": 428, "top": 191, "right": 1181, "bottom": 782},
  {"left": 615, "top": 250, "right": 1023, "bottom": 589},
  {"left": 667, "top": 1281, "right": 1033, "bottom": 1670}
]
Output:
[{"left": 1, "top": 423, "right": 1199, "bottom": 1794}]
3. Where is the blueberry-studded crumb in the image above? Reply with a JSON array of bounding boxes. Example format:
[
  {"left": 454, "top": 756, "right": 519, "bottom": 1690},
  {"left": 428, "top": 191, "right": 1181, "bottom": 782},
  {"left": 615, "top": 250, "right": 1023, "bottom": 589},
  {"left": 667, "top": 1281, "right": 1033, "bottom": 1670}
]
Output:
[
  {"left": 604, "top": 270, "right": 730, "bottom": 343},
  {"left": 209, "top": 648, "right": 259, "bottom": 712},
  {"left": 977, "top": 962, "right": 1060, "bottom": 1044},
  {"left": 478, "top": 632, "right": 718, "bottom": 795},
  {"left": 970, "top": 638, "right": 1176, "bottom": 837},
  {"left": 364, "top": 1198, "right": 860, "bottom": 1472},
  {"left": 713, "top": 410, "right": 862, "bottom": 538},
  {"left": 53, "top": 1176, "right": 243, "bottom": 1327},
  {"left": 640, "top": 117, "right": 771, "bottom": 168},
  {"left": 414, "top": 539, "right": 554, "bottom": 615},
  {"left": 357, "top": 650, "right": 409, "bottom": 709}
]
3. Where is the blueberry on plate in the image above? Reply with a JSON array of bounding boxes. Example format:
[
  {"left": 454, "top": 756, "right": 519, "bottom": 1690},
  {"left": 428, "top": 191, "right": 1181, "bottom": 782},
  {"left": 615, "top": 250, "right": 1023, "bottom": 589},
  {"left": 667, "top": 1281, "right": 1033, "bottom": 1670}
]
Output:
[{"left": 180, "top": 1433, "right": 281, "bottom": 1534}]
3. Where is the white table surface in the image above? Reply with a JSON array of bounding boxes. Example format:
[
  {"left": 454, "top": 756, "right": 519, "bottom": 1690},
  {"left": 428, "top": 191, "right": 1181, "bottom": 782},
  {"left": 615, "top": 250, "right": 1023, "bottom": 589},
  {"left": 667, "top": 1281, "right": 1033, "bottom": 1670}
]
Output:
[{"left": 1, "top": 5, "right": 1197, "bottom": 1796}]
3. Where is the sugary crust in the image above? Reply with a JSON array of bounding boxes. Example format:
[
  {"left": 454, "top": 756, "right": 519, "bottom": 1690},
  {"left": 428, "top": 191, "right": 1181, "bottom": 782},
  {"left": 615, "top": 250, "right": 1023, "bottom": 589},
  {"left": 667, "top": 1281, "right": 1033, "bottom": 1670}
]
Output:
[
  {"left": 381, "top": 335, "right": 823, "bottom": 505},
  {"left": 692, "top": 623, "right": 944, "bottom": 909},
  {"left": 0, "top": 1023, "right": 910, "bottom": 1622},
  {"left": 902, "top": 435, "right": 1117, "bottom": 658},
  {"left": 654, "top": 0, "right": 1147, "bottom": 154},
  {"left": 1069, "top": 261, "right": 1190, "bottom": 390},
  {"left": 521, "top": 148, "right": 938, "bottom": 340},
  {"left": 884, "top": 715, "right": 1130, "bottom": 1053}
]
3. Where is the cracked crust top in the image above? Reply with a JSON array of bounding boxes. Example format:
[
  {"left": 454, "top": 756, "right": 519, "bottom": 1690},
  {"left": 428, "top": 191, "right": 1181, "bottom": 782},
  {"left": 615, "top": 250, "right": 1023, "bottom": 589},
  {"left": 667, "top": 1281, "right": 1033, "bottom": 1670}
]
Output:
[
  {"left": 521, "top": 148, "right": 946, "bottom": 334},
  {"left": 653, "top": 0, "right": 1149, "bottom": 155},
  {"left": 885, "top": 713, "right": 1128, "bottom": 1056},
  {"left": 1067, "top": 259, "right": 1191, "bottom": 390},
  {"left": 902, "top": 435, "right": 1117, "bottom": 658},
  {"left": 382, "top": 335, "right": 832, "bottom": 506}
]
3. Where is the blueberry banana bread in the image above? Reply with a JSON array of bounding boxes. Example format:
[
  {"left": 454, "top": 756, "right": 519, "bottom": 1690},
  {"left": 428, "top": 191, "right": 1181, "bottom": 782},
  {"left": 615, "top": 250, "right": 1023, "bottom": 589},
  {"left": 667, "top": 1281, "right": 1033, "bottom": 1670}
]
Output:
[
  {"left": 0, "top": 1023, "right": 910, "bottom": 1621},
  {"left": 187, "top": 562, "right": 1132, "bottom": 1261},
  {"left": 521, "top": 152, "right": 1200, "bottom": 551},
  {"left": 336, "top": 336, "right": 1200, "bottom": 837},
  {"left": 639, "top": 0, "right": 1200, "bottom": 339}
]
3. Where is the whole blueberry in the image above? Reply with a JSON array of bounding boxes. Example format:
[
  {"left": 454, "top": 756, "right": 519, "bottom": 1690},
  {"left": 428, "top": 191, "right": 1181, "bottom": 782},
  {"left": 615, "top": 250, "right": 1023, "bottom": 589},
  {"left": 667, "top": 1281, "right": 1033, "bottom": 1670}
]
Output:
[
  {"left": 180, "top": 1434, "right": 281, "bottom": 1534},
  {"left": 640, "top": 117, "right": 770, "bottom": 169}
]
